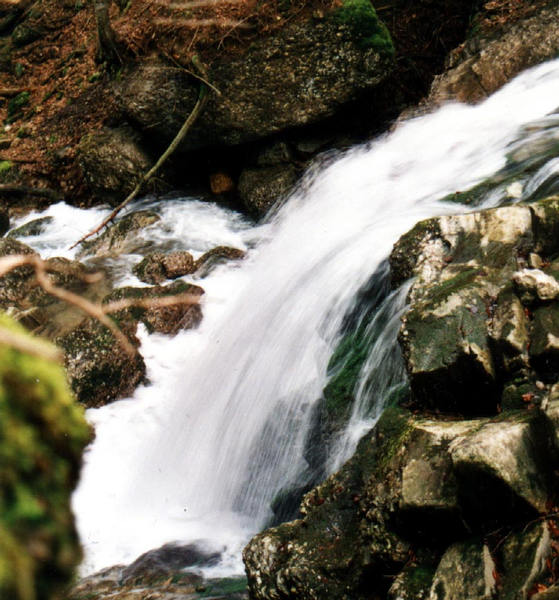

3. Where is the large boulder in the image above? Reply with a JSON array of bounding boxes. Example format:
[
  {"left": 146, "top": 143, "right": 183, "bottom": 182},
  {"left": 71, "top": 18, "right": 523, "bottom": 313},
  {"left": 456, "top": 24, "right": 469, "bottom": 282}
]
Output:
[
  {"left": 0, "top": 313, "right": 89, "bottom": 600},
  {"left": 78, "top": 126, "right": 153, "bottom": 206},
  {"left": 115, "top": 5, "right": 394, "bottom": 151}
]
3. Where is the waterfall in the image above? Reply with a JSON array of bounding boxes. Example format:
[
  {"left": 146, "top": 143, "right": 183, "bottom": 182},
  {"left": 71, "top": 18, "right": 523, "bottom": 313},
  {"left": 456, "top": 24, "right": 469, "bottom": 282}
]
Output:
[{"left": 16, "top": 58, "right": 559, "bottom": 576}]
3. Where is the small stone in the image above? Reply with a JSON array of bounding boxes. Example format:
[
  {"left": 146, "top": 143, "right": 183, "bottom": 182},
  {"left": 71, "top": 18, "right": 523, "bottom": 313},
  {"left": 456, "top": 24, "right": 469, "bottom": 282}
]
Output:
[
  {"left": 210, "top": 172, "right": 235, "bottom": 195},
  {"left": 529, "top": 253, "right": 544, "bottom": 269}
]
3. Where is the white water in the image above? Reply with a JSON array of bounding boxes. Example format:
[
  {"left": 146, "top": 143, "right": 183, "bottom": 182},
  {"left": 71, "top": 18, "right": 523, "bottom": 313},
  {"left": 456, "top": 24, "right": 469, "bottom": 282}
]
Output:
[{"left": 11, "top": 58, "right": 559, "bottom": 576}]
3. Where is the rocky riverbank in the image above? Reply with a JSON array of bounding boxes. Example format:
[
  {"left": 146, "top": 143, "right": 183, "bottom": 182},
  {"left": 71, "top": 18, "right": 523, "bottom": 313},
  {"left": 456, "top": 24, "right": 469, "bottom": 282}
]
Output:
[{"left": 243, "top": 196, "right": 559, "bottom": 599}]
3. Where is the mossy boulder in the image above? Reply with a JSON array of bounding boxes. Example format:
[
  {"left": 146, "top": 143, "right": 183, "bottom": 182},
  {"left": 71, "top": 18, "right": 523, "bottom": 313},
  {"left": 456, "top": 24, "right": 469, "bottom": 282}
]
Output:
[
  {"left": 391, "top": 198, "right": 559, "bottom": 414},
  {"left": 56, "top": 316, "right": 145, "bottom": 408},
  {"left": 116, "top": 10, "right": 394, "bottom": 152},
  {"left": 0, "top": 313, "right": 89, "bottom": 600},
  {"left": 244, "top": 403, "right": 559, "bottom": 600}
]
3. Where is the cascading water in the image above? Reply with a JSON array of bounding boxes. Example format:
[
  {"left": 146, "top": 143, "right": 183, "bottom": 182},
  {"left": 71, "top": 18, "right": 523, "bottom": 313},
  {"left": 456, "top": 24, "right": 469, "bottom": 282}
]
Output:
[{"left": 12, "top": 58, "right": 559, "bottom": 576}]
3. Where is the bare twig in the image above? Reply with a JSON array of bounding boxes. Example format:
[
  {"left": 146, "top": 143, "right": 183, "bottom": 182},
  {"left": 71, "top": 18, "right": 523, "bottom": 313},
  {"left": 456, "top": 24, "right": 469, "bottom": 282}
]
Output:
[
  {"left": 103, "top": 292, "right": 200, "bottom": 313},
  {"left": 69, "top": 58, "right": 210, "bottom": 251},
  {"left": 0, "top": 87, "right": 29, "bottom": 97},
  {"left": 0, "top": 326, "right": 62, "bottom": 361},
  {"left": 161, "top": 53, "right": 222, "bottom": 96}
]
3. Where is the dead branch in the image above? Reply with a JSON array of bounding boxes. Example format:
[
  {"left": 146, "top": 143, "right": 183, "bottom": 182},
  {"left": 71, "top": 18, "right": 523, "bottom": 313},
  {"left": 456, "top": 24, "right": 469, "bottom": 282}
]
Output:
[
  {"left": 103, "top": 293, "right": 201, "bottom": 314},
  {"left": 0, "top": 87, "right": 29, "bottom": 97},
  {"left": 0, "top": 184, "right": 62, "bottom": 201},
  {"left": 0, "top": 325, "right": 62, "bottom": 361},
  {"left": 69, "top": 58, "right": 210, "bottom": 251}
]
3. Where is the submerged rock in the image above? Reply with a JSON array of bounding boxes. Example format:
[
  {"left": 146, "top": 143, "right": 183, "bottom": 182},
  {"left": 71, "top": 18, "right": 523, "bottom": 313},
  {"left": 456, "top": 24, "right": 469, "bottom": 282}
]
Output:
[
  {"left": 194, "top": 245, "right": 246, "bottom": 277},
  {"left": 0, "top": 313, "right": 89, "bottom": 600},
  {"left": 78, "top": 210, "right": 160, "bottom": 258},
  {"left": 121, "top": 543, "right": 220, "bottom": 585},
  {"left": 7, "top": 216, "right": 54, "bottom": 238}
]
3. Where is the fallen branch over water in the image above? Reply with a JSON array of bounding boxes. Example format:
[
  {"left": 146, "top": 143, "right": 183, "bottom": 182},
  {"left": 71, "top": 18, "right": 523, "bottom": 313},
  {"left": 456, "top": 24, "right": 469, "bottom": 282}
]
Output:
[{"left": 69, "top": 57, "right": 210, "bottom": 251}]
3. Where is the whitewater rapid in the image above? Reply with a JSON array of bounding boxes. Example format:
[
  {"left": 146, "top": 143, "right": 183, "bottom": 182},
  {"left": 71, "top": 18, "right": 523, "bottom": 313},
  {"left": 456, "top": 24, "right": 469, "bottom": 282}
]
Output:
[{"left": 11, "top": 58, "right": 559, "bottom": 576}]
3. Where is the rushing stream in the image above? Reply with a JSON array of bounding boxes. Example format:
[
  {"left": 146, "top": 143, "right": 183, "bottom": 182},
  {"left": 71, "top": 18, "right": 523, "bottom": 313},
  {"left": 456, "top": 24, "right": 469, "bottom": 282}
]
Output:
[{"left": 11, "top": 58, "right": 559, "bottom": 576}]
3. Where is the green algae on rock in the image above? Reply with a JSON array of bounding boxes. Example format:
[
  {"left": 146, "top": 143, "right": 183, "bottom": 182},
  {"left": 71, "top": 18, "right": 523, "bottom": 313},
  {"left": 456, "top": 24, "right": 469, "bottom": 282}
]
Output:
[{"left": 0, "top": 313, "right": 89, "bottom": 600}]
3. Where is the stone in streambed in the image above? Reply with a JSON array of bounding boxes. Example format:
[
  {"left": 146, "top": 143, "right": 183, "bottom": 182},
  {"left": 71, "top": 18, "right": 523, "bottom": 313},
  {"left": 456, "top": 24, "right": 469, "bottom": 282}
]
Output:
[
  {"left": 78, "top": 210, "right": 160, "bottom": 258},
  {"left": 194, "top": 245, "right": 246, "bottom": 276},
  {"left": 121, "top": 542, "right": 220, "bottom": 585},
  {"left": 500, "top": 522, "right": 551, "bottom": 600},
  {"left": 133, "top": 251, "right": 196, "bottom": 284},
  {"left": 513, "top": 268, "right": 559, "bottom": 304},
  {"left": 7, "top": 216, "right": 54, "bottom": 238}
]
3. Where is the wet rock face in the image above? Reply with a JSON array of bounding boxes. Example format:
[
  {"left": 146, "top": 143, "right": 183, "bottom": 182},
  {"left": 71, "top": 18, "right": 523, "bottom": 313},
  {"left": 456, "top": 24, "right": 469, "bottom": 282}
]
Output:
[
  {"left": 245, "top": 195, "right": 559, "bottom": 600},
  {"left": 116, "top": 13, "right": 393, "bottom": 151},
  {"left": 429, "top": 5, "right": 559, "bottom": 104},
  {"left": 56, "top": 317, "right": 146, "bottom": 408},
  {"left": 390, "top": 197, "right": 559, "bottom": 415},
  {"left": 0, "top": 208, "right": 9, "bottom": 235},
  {"left": 0, "top": 313, "right": 89, "bottom": 600}
]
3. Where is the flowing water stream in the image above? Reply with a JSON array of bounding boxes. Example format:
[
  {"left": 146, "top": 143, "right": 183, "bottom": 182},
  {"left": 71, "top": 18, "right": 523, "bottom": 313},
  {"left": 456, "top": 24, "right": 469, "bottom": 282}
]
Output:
[{"left": 11, "top": 58, "right": 559, "bottom": 576}]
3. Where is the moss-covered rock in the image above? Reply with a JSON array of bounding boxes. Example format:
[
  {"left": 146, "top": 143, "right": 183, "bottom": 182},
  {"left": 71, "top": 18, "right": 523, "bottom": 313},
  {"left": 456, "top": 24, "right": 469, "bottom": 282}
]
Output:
[
  {"left": 56, "top": 316, "right": 145, "bottom": 408},
  {"left": 194, "top": 246, "right": 246, "bottom": 277},
  {"left": 116, "top": 11, "right": 394, "bottom": 152},
  {"left": 0, "top": 313, "right": 89, "bottom": 600},
  {"left": 7, "top": 216, "right": 54, "bottom": 239}
]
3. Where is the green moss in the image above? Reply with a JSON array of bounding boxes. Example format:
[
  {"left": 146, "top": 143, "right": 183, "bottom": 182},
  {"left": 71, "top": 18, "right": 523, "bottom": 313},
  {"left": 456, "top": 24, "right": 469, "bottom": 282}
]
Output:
[
  {"left": 323, "top": 325, "right": 370, "bottom": 424},
  {"left": 334, "top": 0, "right": 394, "bottom": 54},
  {"left": 0, "top": 313, "right": 89, "bottom": 600},
  {"left": 7, "top": 91, "right": 30, "bottom": 119},
  {"left": 426, "top": 267, "right": 481, "bottom": 307},
  {"left": 197, "top": 577, "right": 247, "bottom": 597},
  {"left": 0, "top": 160, "right": 12, "bottom": 175}
]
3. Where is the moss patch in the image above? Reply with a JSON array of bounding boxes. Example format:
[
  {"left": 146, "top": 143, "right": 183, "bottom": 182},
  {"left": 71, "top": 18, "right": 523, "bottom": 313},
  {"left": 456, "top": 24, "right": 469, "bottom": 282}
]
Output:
[
  {"left": 334, "top": 0, "right": 394, "bottom": 54},
  {"left": 0, "top": 313, "right": 89, "bottom": 600}
]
